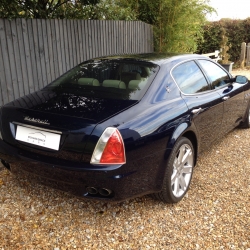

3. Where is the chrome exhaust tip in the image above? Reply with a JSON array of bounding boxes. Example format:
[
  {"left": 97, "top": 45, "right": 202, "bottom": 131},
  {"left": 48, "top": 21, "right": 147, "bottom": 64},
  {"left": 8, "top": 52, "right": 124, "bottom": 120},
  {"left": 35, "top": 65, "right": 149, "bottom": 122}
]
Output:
[
  {"left": 86, "top": 186, "right": 98, "bottom": 195},
  {"left": 99, "top": 188, "right": 112, "bottom": 197}
]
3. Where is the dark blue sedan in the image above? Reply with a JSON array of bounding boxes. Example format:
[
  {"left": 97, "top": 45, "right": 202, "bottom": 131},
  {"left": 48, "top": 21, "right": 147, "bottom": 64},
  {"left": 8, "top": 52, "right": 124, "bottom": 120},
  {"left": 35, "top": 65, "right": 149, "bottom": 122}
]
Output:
[{"left": 0, "top": 53, "right": 249, "bottom": 203}]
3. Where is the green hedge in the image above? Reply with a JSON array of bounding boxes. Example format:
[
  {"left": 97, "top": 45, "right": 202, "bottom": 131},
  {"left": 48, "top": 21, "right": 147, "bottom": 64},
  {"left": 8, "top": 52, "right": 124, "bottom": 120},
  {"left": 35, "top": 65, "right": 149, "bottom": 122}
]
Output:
[{"left": 196, "top": 18, "right": 250, "bottom": 63}]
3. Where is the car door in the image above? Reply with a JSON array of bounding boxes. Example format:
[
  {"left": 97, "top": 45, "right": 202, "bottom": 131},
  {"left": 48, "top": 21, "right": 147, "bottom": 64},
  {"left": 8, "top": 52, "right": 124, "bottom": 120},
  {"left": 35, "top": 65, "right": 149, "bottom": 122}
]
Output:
[
  {"left": 197, "top": 59, "right": 246, "bottom": 133},
  {"left": 171, "top": 60, "right": 224, "bottom": 152}
]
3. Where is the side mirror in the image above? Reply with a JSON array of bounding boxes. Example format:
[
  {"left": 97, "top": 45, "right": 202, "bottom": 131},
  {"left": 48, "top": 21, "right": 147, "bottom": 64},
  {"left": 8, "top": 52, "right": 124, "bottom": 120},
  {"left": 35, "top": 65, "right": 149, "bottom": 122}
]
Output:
[{"left": 235, "top": 75, "right": 248, "bottom": 84}]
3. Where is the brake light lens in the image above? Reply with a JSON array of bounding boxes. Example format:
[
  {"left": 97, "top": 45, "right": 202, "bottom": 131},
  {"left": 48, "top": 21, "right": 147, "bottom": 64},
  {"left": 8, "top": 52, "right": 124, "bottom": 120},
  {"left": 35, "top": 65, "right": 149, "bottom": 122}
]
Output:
[{"left": 90, "top": 127, "right": 126, "bottom": 165}]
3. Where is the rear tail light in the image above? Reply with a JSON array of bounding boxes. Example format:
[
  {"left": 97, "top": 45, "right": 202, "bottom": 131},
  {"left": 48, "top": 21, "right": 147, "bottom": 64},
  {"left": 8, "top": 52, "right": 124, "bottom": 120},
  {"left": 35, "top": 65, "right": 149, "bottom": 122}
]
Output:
[{"left": 90, "top": 127, "right": 126, "bottom": 165}]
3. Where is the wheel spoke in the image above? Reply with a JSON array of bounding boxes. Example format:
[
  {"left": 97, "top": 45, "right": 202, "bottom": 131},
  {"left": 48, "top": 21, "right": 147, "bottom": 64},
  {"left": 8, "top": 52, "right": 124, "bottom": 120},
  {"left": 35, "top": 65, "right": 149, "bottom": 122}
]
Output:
[
  {"left": 177, "top": 146, "right": 185, "bottom": 164},
  {"left": 173, "top": 157, "right": 178, "bottom": 169},
  {"left": 179, "top": 174, "right": 187, "bottom": 191},
  {"left": 181, "top": 148, "right": 192, "bottom": 164},
  {"left": 173, "top": 176, "right": 180, "bottom": 196},
  {"left": 181, "top": 164, "right": 192, "bottom": 174},
  {"left": 171, "top": 169, "right": 178, "bottom": 185}
]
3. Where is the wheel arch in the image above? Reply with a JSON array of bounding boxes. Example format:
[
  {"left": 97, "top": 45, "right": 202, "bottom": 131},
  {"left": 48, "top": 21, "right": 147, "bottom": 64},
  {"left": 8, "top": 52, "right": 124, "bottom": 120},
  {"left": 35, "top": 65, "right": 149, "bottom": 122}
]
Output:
[
  {"left": 169, "top": 122, "right": 198, "bottom": 165},
  {"left": 154, "top": 122, "right": 198, "bottom": 193},
  {"left": 153, "top": 132, "right": 197, "bottom": 203}
]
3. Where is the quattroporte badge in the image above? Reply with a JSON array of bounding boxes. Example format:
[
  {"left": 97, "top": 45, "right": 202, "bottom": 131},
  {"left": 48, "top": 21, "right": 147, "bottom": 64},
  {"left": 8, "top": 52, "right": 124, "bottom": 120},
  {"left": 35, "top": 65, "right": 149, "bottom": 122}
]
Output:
[{"left": 24, "top": 116, "right": 50, "bottom": 125}]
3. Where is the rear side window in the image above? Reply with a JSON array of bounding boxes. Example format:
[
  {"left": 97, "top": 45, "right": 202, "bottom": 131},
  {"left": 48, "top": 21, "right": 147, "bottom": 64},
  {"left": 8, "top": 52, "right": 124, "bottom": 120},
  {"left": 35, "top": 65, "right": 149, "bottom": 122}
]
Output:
[
  {"left": 45, "top": 59, "right": 159, "bottom": 101},
  {"left": 198, "top": 60, "right": 230, "bottom": 89},
  {"left": 172, "top": 61, "right": 210, "bottom": 94}
]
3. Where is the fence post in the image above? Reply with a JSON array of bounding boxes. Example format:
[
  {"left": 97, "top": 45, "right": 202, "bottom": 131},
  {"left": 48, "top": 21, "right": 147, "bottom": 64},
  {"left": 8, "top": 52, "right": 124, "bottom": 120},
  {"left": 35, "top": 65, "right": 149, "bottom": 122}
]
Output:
[
  {"left": 246, "top": 42, "right": 250, "bottom": 67},
  {"left": 240, "top": 42, "right": 246, "bottom": 68}
]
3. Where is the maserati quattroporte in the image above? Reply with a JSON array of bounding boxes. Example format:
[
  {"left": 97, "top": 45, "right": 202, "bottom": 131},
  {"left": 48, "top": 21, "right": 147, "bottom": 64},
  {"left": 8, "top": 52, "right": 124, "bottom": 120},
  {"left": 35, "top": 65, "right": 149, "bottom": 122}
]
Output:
[{"left": 0, "top": 53, "right": 249, "bottom": 203}]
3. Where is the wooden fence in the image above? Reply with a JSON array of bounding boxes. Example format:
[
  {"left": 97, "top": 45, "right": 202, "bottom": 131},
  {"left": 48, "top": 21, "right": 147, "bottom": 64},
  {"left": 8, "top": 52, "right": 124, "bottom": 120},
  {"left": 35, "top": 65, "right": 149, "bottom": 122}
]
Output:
[
  {"left": 240, "top": 42, "right": 250, "bottom": 67},
  {"left": 0, "top": 19, "right": 153, "bottom": 106}
]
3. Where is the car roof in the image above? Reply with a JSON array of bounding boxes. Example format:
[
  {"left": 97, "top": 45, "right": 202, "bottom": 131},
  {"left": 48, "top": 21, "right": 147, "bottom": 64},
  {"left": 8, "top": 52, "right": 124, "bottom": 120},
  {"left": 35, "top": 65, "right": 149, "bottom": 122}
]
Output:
[{"left": 92, "top": 53, "right": 209, "bottom": 66}]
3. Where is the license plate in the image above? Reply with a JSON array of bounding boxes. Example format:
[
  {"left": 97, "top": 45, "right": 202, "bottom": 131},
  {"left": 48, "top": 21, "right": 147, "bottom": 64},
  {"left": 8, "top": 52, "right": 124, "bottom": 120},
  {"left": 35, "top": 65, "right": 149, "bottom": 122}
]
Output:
[{"left": 16, "top": 125, "right": 61, "bottom": 150}]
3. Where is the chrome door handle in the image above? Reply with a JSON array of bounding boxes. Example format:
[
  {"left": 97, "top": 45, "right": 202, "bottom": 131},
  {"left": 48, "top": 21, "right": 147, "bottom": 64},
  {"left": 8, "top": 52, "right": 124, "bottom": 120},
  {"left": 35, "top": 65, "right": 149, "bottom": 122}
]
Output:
[
  {"left": 222, "top": 96, "right": 230, "bottom": 101},
  {"left": 191, "top": 108, "right": 203, "bottom": 114}
]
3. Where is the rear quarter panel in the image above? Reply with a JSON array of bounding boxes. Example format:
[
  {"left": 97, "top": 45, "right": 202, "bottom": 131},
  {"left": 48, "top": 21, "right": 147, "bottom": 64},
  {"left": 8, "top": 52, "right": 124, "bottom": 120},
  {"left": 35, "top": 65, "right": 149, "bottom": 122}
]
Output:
[{"left": 84, "top": 65, "right": 193, "bottom": 191}]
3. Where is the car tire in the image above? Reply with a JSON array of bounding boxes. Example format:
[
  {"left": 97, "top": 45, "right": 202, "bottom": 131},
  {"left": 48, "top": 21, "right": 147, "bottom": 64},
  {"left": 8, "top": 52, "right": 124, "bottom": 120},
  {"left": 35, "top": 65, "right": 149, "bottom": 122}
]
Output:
[
  {"left": 241, "top": 105, "right": 250, "bottom": 128},
  {"left": 153, "top": 137, "right": 195, "bottom": 203}
]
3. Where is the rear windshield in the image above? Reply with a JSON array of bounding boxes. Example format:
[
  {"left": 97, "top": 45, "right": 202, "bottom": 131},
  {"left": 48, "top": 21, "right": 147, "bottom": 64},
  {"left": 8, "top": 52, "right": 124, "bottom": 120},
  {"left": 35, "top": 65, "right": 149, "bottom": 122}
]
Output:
[{"left": 45, "top": 59, "right": 159, "bottom": 100}]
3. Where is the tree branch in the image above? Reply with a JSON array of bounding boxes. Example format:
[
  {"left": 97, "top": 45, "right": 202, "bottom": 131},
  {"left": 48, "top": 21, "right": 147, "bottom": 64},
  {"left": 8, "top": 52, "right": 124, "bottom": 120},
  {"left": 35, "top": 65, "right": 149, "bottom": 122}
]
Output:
[{"left": 54, "top": 0, "right": 71, "bottom": 10}]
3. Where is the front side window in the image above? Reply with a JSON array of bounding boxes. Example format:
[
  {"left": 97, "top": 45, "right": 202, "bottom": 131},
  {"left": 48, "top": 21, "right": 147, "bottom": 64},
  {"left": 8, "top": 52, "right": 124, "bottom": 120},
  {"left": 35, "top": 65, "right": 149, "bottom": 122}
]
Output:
[
  {"left": 198, "top": 60, "right": 230, "bottom": 89},
  {"left": 45, "top": 59, "right": 159, "bottom": 101},
  {"left": 172, "top": 60, "right": 210, "bottom": 94}
]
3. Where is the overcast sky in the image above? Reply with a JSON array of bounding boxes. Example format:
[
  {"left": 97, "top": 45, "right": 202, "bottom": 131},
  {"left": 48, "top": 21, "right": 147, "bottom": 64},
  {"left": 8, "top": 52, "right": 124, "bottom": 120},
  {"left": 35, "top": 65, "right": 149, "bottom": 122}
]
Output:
[{"left": 207, "top": 0, "right": 250, "bottom": 21}]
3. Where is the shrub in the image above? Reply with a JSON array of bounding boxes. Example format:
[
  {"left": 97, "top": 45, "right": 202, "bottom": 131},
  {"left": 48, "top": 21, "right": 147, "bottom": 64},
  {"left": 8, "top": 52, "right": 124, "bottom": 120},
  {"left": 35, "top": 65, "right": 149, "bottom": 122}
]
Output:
[{"left": 196, "top": 18, "right": 250, "bottom": 63}]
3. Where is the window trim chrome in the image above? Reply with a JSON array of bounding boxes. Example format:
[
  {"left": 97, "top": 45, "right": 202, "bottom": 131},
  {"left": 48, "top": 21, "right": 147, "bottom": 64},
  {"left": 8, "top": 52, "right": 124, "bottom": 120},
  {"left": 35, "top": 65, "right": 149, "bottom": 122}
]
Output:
[{"left": 170, "top": 58, "right": 232, "bottom": 96}]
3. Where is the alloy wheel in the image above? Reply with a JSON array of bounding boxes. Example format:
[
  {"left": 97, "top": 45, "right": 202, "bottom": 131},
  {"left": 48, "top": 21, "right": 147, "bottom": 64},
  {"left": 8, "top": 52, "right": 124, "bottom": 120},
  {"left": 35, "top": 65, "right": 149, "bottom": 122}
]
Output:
[{"left": 171, "top": 144, "right": 194, "bottom": 197}]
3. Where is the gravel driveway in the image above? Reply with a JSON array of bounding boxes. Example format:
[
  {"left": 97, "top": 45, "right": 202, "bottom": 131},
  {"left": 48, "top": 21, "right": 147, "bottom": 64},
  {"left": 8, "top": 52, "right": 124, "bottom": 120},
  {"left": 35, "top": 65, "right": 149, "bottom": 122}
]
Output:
[{"left": 0, "top": 70, "right": 249, "bottom": 250}]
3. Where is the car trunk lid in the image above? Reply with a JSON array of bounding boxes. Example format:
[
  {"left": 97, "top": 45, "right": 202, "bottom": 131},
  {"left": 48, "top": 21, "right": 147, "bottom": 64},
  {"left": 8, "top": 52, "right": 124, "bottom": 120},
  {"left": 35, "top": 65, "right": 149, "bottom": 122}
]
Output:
[{"left": 1, "top": 90, "right": 136, "bottom": 163}]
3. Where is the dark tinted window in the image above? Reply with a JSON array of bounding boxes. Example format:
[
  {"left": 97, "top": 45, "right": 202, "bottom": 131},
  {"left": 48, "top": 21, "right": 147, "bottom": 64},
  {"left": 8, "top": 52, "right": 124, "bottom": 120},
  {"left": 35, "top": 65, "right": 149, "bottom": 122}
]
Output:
[
  {"left": 198, "top": 60, "right": 230, "bottom": 89},
  {"left": 172, "top": 61, "right": 210, "bottom": 94},
  {"left": 45, "top": 59, "right": 159, "bottom": 101}
]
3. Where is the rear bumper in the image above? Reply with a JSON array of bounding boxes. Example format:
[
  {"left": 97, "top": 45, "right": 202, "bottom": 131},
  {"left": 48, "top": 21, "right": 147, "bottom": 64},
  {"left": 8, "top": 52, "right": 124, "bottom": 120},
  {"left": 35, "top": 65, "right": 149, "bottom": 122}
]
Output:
[{"left": 0, "top": 140, "right": 166, "bottom": 201}]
